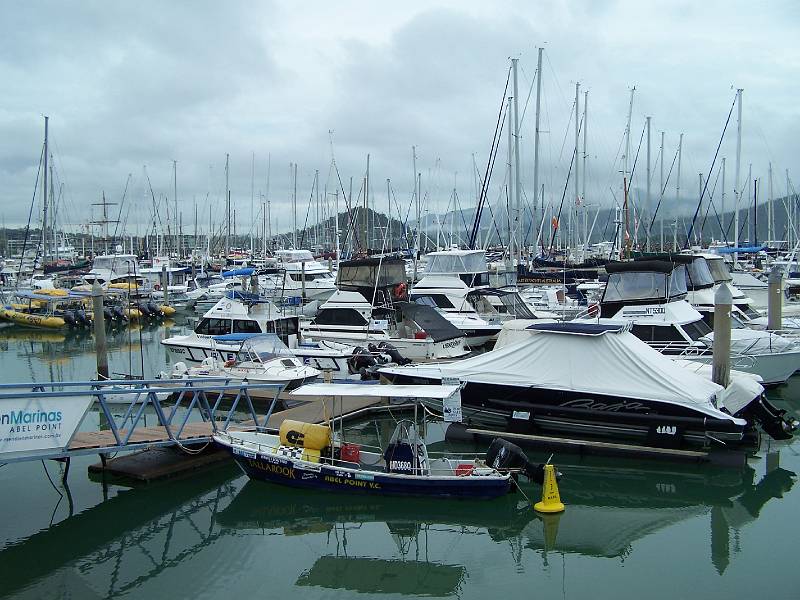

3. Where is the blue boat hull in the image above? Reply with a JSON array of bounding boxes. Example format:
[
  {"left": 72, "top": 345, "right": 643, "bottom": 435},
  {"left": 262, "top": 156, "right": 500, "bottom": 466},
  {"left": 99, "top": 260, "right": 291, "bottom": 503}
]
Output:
[{"left": 227, "top": 446, "right": 511, "bottom": 499}]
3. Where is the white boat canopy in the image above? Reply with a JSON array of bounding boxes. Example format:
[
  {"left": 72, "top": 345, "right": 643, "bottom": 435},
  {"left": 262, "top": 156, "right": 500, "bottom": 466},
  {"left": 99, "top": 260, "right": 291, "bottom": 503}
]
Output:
[
  {"left": 380, "top": 323, "right": 756, "bottom": 422},
  {"left": 290, "top": 383, "right": 460, "bottom": 399}
]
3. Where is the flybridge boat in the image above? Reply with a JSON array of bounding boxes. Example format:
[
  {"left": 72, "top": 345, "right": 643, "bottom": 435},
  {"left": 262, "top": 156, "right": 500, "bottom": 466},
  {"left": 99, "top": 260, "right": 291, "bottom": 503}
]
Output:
[
  {"left": 164, "top": 333, "right": 320, "bottom": 390},
  {"left": 380, "top": 322, "right": 796, "bottom": 447},
  {"left": 214, "top": 383, "right": 548, "bottom": 498},
  {"left": 264, "top": 249, "right": 338, "bottom": 301},
  {"left": 586, "top": 259, "right": 800, "bottom": 386},
  {"left": 82, "top": 253, "right": 144, "bottom": 286},
  {"left": 162, "top": 293, "right": 365, "bottom": 379},
  {"left": 301, "top": 258, "right": 468, "bottom": 361}
]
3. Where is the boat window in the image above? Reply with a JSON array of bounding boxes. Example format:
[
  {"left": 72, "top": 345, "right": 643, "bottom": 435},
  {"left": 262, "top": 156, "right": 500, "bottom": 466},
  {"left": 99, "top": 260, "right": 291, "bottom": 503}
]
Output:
[
  {"left": 603, "top": 272, "right": 668, "bottom": 302},
  {"left": 686, "top": 259, "right": 715, "bottom": 288},
  {"left": 411, "top": 294, "right": 455, "bottom": 309},
  {"left": 288, "top": 273, "right": 319, "bottom": 282},
  {"left": 281, "top": 359, "right": 296, "bottom": 367},
  {"left": 667, "top": 267, "right": 688, "bottom": 297},
  {"left": 233, "top": 320, "right": 262, "bottom": 333},
  {"left": 459, "top": 273, "right": 489, "bottom": 287},
  {"left": 313, "top": 308, "right": 368, "bottom": 326},
  {"left": 707, "top": 259, "right": 733, "bottom": 283},
  {"left": 630, "top": 324, "right": 655, "bottom": 341},
  {"left": 680, "top": 319, "right": 712, "bottom": 341},
  {"left": 652, "top": 324, "right": 688, "bottom": 342},
  {"left": 267, "top": 317, "right": 299, "bottom": 339},
  {"left": 195, "top": 318, "right": 231, "bottom": 335}
]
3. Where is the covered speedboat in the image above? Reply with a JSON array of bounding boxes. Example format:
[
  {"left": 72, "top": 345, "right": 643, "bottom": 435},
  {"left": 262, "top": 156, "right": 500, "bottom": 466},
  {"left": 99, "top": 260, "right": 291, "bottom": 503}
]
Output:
[{"left": 380, "top": 322, "right": 795, "bottom": 447}]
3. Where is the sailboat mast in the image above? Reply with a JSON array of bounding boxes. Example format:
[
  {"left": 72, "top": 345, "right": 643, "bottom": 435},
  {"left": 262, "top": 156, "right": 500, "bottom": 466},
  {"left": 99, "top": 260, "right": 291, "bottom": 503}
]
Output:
[
  {"left": 574, "top": 82, "right": 580, "bottom": 258},
  {"left": 225, "top": 153, "right": 230, "bottom": 259},
  {"left": 768, "top": 162, "right": 774, "bottom": 244},
  {"left": 412, "top": 146, "right": 420, "bottom": 281},
  {"left": 173, "top": 160, "right": 178, "bottom": 257},
  {"left": 582, "top": 90, "right": 589, "bottom": 252},
  {"left": 675, "top": 133, "right": 683, "bottom": 252},
  {"left": 512, "top": 58, "right": 522, "bottom": 266},
  {"left": 646, "top": 116, "right": 651, "bottom": 251},
  {"left": 734, "top": 88, "right": 743, "bottom": 266},
  {"left": 42, "top": 115, "right": 49, "bottom": 264},
  {"left": 532, "top": 47, "right": 543, "bottom": 256},
  {"left": 660, "top": 131, "right": 665, "bottom": 250},
  {"left": 721, "top": 157, "right": 726, "bottom": 241},
  {"left": 292, "top": 162, "right": 298, "bottom": 249}
]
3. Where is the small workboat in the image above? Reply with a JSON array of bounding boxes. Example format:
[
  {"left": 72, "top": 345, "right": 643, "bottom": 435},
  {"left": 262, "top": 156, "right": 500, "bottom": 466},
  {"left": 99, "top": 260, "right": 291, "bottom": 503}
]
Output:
[{"left": 214, "top": 383, "right": 547, "bottom": 499}]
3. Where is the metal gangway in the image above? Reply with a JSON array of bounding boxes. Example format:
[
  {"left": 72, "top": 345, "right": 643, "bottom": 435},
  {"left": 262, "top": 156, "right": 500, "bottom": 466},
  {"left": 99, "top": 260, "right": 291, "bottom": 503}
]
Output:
[{"left": 0, "top": 377, "right": 286, "bottom": 465}]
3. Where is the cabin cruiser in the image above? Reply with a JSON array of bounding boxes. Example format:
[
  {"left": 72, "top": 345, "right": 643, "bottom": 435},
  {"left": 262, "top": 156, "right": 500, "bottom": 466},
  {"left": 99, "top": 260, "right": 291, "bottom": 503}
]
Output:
[
  {"left": 301, "top": 258, "right": 468, "bottom": 361},
  {"left": 265, "top": 249, "right": 338, "bottom": 301},
  {"left": 380, "top": 321, "right": 796, "bottom": 446},
  {"left": 82, "top": 253, "right": 144, "bottom": 286},
  {"left": 582, "top": 259, "right": 800, "bottom": 386},
  {"left": 164, "top": 333, "right": 320, "bottom": 390},
  {"left": 162, "top": 293, "right": 370, "bottom": 379}
]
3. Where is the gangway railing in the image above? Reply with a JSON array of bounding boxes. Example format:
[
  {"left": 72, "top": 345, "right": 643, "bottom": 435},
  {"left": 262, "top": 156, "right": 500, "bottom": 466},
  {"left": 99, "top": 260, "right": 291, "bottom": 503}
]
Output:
[{"left": 0, "top": 377, "right": 286, "bottom": 464}]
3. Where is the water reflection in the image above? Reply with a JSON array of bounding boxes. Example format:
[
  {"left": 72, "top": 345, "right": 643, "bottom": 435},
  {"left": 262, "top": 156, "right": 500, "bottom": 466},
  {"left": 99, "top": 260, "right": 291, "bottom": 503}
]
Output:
[{"left": 0, "top": 453, "right": 795, "bottom": 599}]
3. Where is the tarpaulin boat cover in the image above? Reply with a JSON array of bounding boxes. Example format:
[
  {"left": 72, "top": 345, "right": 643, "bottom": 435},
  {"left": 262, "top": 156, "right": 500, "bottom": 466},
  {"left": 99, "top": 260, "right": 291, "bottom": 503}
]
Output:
[
  {"left": 394, "top": 301, "right": 464, "bottom": 342},
  {"left": 380, "top": 324, "right": 754, "bottom": 420}
]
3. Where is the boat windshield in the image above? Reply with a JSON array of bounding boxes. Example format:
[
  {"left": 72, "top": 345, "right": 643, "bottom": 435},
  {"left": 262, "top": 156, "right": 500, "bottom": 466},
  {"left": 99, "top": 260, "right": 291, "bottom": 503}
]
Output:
[
  {"left": 603, "top": 267, "right": 687, "bottom": 303},
  {"left": 241, "top": 334, "right": 294, "bottom": 361},
  {"left": 686, "top": 258, "right": 715, "bottom": 288},
  {"left": 681, "top": 319, "right": 712, "bottom": 341},
  {"left": 706, "top": 258, "right": 733, "bottom": 283}
]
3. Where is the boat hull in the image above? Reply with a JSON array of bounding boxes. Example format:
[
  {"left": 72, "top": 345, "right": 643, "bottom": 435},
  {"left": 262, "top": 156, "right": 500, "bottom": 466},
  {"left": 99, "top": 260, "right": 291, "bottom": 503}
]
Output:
[{"left": 220, "top": 443, "right": 511, "bottom": 499}]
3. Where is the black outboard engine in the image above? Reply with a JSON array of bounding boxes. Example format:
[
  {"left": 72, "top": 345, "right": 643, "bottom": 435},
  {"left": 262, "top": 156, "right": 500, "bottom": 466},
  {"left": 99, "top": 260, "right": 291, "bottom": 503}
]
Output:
[
  {"left": 62, "top": 310, "right": 77, "bottom": 327},
  {"left": 741, "top": 396, "right": 798, "bottom": 441},
  {"left": 103, "top": 307, "right": 115, "bottom": 322},
  {"left": 113, "top": 305, "right": 128, "bottom": 322},
  {"left": 137, "top": 301, "right": 153, "bottom": 317},
  {"left": 75, "top": 309, "right": 90, "bottom": 327},
  {"left": 147, "top": 301, "right": 163, "bottom": 318},
  {"left": 376, "top": 341, "right": 412, "bottom": 365},
  {"left": 485, "top": 438, "right": 547, "bottom": 485},
  {"left": 348, "top": 346, "right": 377, "bottom": 374}
]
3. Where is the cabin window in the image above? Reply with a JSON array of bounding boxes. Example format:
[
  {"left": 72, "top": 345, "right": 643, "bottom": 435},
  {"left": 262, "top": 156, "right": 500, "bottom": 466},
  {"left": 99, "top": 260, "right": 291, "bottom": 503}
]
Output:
[
  {"left": 686, "top": 259, "right": 715, "bottom": 288},
  {"left": 707, "top": 259, "right": 733, "bottom": 284},
  {"left": 603, "top": 272, "right": 667, "bottom": 302},
  {"left": 680, "top": 319, "right": 712, "bottom": 341},
  {"left": 233, "top": 320, "right": 262, "bottom": 334},
  {"left": 195, "top": 318, "right": 231, "bottom": 335},
  {"left": 268, "top": 317, "right": 299, "bottom": 339},
  {"left": 459, "top": 273, "right": 489, "bottom": 287},
  {"left": 313, "top": 308, "right": 368, "bottom": 326},
  {"left": 411, "top": 294, "right": 456, "bottom": 309},
  {"left": 651, "top": 325, "right": 687, "bottom": 342}
]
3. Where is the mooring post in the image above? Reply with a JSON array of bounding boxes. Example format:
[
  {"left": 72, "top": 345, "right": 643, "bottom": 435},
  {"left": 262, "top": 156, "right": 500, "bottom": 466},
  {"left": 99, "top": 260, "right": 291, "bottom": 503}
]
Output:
[
  {"left": 712, "top": 283, "right": 732, "bottom": 388},
  {"left": 92, "top": 279, "right": 109, "bottom": 379},
  {"left": 161, "top": 264, "right": 170, "bottom": 307},
  {"left": 768, "top": 266, "right": 783, "bottom": 331},
  {"left": 250, "top": 272, "right": 259, "bottom": 295},
  {"left": 301, "top": 260, "right": 306, "bottom": 300}
]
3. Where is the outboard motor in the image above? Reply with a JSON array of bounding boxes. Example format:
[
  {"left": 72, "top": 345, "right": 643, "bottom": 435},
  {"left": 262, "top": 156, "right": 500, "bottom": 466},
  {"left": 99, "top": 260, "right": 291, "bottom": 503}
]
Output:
[
  {"left": 137, "top": 301, "right": 153, "bottom": 317},
  {"left": 147, "top": 301, "right": 163, "bottom": 318},
  {"left": 113, "top": 305, "right": 128, "bottom": 322},
  {"left": 103, "top": 307, "right": 115, "bottom": 323},
  {"left": 485, "top": 438, "right": 547, "bottom": 484},
  {"left": 75, "top": 309, "right": 90, "bottom": 327},
  {"left": 348, "top": 346, "right": 377, "bottom": 374},
  {"left": 376, "top": 341, "right": 412, "bottom": 365},
  {"left": 62, "top": 310, "right": 77, "bottom": 327},
  {"left": 741, "top": 396, "right": 798, "bottom": 441}
]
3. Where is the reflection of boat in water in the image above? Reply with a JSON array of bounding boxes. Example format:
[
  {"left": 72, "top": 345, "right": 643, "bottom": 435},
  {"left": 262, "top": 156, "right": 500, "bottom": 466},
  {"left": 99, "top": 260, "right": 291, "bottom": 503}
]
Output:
[{"left": 218, "top": 455, "right": 795, "bottom": 565}]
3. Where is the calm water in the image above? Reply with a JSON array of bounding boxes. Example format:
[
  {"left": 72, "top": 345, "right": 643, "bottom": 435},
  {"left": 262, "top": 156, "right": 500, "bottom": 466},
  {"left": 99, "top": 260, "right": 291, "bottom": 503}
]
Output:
[{"left": 0, "top": 320, "right": 798, "bottom": 600}]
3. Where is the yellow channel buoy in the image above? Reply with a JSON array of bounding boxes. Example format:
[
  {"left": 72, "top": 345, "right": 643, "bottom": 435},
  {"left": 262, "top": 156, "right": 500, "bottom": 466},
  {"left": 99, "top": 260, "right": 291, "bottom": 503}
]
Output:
[{"left": 534, "top": 463, "right": 565, "bottom": 514}]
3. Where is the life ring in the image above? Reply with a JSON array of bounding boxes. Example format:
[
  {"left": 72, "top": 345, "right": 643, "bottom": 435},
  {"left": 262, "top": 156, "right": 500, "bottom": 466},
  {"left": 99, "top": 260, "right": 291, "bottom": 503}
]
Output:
[
  {"left": 393, "top": 283, "right": 407, "bottom": 298},
  {"left": 154, "top": 284, "right": 161, "bottom": 291}
]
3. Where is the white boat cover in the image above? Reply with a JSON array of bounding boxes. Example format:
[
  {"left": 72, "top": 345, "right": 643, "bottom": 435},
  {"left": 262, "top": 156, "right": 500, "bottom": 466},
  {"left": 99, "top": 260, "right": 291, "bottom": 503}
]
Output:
[
  {"left": 290, "top": 383, "right": 460, "bottom": 399},
  {"left": 380, "top": 323, "right": 753, "bottom": 421}
]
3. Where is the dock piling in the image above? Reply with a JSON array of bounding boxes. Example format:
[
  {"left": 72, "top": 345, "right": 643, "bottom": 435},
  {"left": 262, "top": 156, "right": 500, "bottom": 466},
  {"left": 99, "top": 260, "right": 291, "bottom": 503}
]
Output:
[
  {"left": 712, "top": 283, "right": 732, "bottom": 388},
  {"left": 768, "top": 266, "right": 783, "bottom": 331},
  {"left": 92, "top": 280, "right": 109, "bottom": 379}
]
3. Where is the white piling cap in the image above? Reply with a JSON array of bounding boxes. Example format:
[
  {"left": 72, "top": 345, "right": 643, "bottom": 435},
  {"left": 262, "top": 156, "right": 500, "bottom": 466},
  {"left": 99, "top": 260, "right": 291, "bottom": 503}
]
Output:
[{"left": 715, "top": 282, "right": 733, "bottom": 305}]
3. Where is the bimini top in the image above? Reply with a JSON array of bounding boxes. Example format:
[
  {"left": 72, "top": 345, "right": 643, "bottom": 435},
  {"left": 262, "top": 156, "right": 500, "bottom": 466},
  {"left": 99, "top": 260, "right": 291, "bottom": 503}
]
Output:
[
  {"left": 380, "top": 328, "right": 756, "bottom": 421},
  {"left": 525, "top": 322, "right": 625, "bottom": 336},
  {"left": 605, "top": 260, "right": 678, "bottom": 274}
]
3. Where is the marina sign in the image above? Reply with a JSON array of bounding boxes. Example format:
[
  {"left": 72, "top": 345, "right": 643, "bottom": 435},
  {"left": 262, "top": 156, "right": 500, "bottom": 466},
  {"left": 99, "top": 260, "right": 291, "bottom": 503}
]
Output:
[{"left": 0, "top": 395, "right": 92, "bottom": 460}]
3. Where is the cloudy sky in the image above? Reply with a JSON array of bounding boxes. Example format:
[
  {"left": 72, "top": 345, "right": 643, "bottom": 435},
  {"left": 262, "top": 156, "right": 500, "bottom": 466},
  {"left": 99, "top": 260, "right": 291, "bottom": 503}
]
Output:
[{"left": 2, "top": 0, "right": 798, "bottom": 240}]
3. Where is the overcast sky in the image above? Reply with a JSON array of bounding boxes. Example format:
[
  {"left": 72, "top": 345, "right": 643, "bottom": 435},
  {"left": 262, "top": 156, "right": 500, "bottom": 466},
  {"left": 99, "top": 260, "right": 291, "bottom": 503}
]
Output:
[{"left": 2, "top": 0, "right": 798, "bottom": 239}]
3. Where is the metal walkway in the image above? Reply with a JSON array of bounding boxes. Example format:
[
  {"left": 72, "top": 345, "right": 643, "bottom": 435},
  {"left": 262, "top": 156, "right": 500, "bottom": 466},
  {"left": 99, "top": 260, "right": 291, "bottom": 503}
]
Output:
[{"left": 0, "top": 377, "right": 286, "bottom": 464}]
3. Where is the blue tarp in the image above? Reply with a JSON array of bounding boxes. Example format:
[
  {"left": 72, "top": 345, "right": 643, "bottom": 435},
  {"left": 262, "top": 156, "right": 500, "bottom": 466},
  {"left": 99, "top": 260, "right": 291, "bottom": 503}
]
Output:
[
  {"left": 221, "top": 267, "right": 255, "bottom": 278},
  {"left": 713, "top": 246, "right": 767, "bottom": 255}
]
